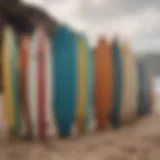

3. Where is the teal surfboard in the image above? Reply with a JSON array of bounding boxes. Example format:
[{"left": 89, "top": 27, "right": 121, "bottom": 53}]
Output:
[
  {"left": 10, "top": 28, "right": 21, "bottom": 133},
  {"left": 110, "top": 40, "right": 121, "bottom": 127},
  {"left": 52, "top": 26, "right": 77, "bottom": 137},
  {"left": 85, "top": 40, "right": 93, "bottom": 130}
]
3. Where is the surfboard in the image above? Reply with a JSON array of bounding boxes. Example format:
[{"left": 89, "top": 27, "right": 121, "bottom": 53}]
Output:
[
  {"left": 76, "top": 35, "right": 93, "bottom": 133},
  {"left": 27, "top": 28, "right": 52, "bottom": 139},
  {"left": 0, "top": 94, "right": 6, "bottom": 134},
  {"left": 53, "top": 26, "right": 77, "bottom": 137},
  {"left": 141, "top": 62, "right": 154, "bottom": 114},
  {"left": 19, "top": 35, "right": 32, "bottom": 137},
  {"left": 146, "top": 74, "right": 154, "bottom": 114},
  {"left": 10, "top": 28, "right": 22, "bottom": 134},
  {"left": 120, "top": 44, "right": 138, "bottom": 124},
  {"left": 0, "top": 15, "right": 4, "bottom": 93},
  {"left": 110, "top": 40, "right": 121, "bottom": 127},
  {"left": 2, "top": 26, "right": 14, "bottom": 130},
  {"left": 27, "top": 29, "right": 38, "bottom": 139},
  {"left": 140, "top": 60, "right": 151, "bottom": 115},
  {"left": 76, "top": 35, "right": 87, "bottom": 133},
  {"left": 137, "top": 59, "right": 147, "bottom": 116},
  {"left": 37, "top": 28, "right": 46, "bottom": 139},
  {"left": 85, "top": 40, "right": 93, "bottom": 131},
  {"left": 94, "top": 37, "right": 113, "bottom": 130},
  {"left": 45, "top": 38, "right": 55, "bottom": 137},
  {"left": 2, "top": 26, "right": 21, "bottom": 134}
]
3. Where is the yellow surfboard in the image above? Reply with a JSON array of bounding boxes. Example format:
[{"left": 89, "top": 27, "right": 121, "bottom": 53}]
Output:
[
  {"left": 2, "top": 26, "right": 14, "bottom": 128},
  {"left": 76, "top": 36, "right": 87, "bottom": 133}
]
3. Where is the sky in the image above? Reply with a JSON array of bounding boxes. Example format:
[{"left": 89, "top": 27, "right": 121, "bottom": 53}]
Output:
[{"left": 22, "top": 0, "right": 160, "bottom": 54}]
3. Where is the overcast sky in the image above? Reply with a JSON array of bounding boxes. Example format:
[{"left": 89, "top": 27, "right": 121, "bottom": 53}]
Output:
[{"left": 22, "top": 0, "right": 160, "bottom": 54}]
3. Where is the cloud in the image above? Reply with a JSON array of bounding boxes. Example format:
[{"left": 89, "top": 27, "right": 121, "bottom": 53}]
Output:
[
  {"left": 77, "top": 0, "right": 160, "bottom": 22},
  {"left": 76, "top": 0, "right": 160, "bottom": 52},
  {"left": 22, "top": 0, "right": 160, "bottom": 53}
]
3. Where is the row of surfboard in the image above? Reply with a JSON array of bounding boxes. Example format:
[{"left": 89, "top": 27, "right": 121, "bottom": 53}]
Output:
[{"left": 0, "top": 25, "right": 153, "bottom": 140}]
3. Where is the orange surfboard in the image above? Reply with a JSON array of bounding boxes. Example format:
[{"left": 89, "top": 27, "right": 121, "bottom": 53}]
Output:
[
  {"left": 19, "top": 35, "right": 32, "bottom": 138},
  {"left": 94, "top": 37, "right": 113, "bottom": 130}
]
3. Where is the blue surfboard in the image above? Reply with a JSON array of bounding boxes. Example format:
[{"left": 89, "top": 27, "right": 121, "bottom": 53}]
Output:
[
  {"left": 52, "top": 25, "right": 77, "bottom": 137},
  {"left": 143, "top": 61, "right": 153, "bottom": 114},
  {"left": 137, "top": 60, "right": 147, "bottom": 115},
  {"left": 145, "top": 69, "right": 153, "bottom": 114},
  {"left": 110, "top": 40, "right": 122, "bottom": 127},
  {"left": 143, "top": 61, "right": 150, "bottom": 114}
]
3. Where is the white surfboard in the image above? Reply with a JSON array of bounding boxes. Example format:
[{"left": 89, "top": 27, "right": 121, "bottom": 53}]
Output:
[
  {"left": 45, "top": 38, "right": 56, "bottom": 137},
  {"left": 120, "top": 44, "right": 138, "bottom": 124},
  {"left": 27, "top": 29, "right": 55, "bottom": 139},
  {"left": 27, "top": 30, "right": 38, "bottom": 139}
]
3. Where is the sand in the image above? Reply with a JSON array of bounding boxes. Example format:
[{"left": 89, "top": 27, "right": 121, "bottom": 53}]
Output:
[{"left": 0, "top": 93, "right": 160, "bottom": 160}]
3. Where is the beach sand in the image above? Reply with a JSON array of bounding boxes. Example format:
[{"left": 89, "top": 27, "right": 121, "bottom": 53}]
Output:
[{"left": 0, "top": 93, "right": 160, "bottom": 160}]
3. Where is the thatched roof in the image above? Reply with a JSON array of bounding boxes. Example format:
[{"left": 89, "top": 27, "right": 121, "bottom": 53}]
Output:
[{"left": 0, "top": 0, "right": 58, "bottom": 35}]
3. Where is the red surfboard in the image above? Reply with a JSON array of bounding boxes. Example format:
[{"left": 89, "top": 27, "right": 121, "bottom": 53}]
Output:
[{"left": 37, "top": 29, "right": 46, "bottom": 139}]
